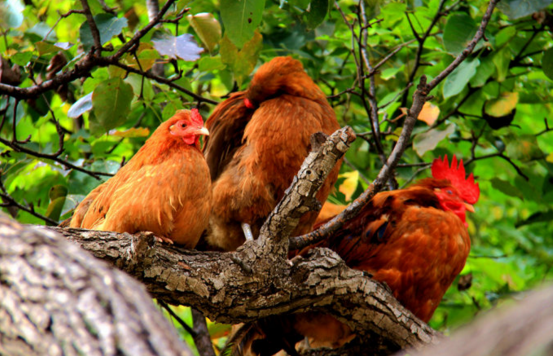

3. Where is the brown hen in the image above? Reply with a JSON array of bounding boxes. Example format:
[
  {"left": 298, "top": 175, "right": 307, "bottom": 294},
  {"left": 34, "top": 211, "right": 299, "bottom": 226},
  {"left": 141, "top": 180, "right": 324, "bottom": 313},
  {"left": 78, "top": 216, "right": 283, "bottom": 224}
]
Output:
[
  {"left": 70, "top": 109, "right": 211, "bottom": 248},
  {"left": 201, "top": 56, "right": 341, "bottom": 251},
  {"left": 238, "top": 156, "right": 480, "bottom": 355}
]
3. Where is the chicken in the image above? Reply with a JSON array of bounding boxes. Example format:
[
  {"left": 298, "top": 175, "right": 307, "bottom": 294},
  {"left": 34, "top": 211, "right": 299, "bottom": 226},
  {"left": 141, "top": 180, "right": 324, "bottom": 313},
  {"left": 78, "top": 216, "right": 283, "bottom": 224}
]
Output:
[
  {"left": 200, "top": 56, "right": 341, "bottom": 251},
  {"left": 69, "top": 109, "right": 211, "bottom": 248},
  {"left": 238, "top": 155, "right": 480, "bottom": 354}
]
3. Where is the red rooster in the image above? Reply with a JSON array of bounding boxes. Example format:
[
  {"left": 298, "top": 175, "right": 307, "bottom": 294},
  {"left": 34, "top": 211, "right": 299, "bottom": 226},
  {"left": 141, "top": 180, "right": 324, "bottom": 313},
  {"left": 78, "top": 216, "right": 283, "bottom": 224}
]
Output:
[
  {"left": 200, "top": 56, "right": 341, "bottom": 251},
  {"left": 69, "top": 109, "right": 211, "bottom": 248},
  {"left": 238, "top": 155, "right": 480, "bottom": 354}
]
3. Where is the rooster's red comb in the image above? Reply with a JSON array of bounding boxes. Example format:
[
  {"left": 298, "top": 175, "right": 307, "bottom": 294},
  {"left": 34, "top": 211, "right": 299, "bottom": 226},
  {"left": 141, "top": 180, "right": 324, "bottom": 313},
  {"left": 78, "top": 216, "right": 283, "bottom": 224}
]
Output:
[
  {"left": 431, "top": 155, "right": 480, "bottom": 204},
  {"left": 190, "top": 108, "right": 204, "bottom": 127}
]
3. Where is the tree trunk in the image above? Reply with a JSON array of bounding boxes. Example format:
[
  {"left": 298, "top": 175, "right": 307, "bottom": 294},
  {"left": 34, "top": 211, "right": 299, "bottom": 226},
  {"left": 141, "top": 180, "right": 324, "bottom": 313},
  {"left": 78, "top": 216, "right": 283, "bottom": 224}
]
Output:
[{"left": 0, "top": 214, "right": 193, "bottom": 356}]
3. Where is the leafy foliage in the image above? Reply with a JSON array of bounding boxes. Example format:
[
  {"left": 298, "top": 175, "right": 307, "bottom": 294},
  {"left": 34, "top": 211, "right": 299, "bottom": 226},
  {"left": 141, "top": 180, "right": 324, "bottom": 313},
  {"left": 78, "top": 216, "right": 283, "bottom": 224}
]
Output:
[{"left": 1, "top": 0, "right": 553, "bottom": 349}]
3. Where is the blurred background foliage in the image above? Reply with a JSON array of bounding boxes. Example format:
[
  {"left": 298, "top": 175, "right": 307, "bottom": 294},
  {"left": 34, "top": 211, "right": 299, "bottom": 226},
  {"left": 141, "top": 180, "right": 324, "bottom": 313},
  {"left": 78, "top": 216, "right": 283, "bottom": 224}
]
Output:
[{"left": 1, "top": 0, "right": 553, "bottom": 352}]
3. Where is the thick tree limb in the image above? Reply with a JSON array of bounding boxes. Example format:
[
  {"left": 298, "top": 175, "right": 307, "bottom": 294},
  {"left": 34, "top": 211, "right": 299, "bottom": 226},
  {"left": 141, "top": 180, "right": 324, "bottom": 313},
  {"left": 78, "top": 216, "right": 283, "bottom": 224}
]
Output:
[
  {"left": 0, "top": 214, "right": 193, "bottom": 356},
  {"left": 47, "top": 227, "right": 440, "bottom": 355}
]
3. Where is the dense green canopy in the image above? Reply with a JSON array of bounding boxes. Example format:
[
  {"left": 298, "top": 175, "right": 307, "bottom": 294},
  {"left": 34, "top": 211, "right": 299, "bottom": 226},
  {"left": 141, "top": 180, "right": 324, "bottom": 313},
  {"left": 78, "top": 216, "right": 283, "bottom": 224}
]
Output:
[{"left": 1, "top": 0, "right": 552, "bottom": 350}]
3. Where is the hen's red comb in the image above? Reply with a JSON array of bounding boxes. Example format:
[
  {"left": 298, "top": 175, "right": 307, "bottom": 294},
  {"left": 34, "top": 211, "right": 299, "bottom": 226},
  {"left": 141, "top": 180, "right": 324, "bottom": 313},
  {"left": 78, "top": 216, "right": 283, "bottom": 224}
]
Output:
[
  {"left": 432, "top": 155, "right": 480, "bottom": 204},
  {"left": 190, "top": 108, "right": 204, "bottom": 127}
]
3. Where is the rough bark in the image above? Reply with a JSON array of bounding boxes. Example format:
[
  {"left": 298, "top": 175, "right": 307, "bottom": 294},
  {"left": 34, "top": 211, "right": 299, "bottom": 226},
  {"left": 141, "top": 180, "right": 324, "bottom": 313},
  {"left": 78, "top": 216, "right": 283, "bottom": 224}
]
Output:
[
  {"left": 46, "top": 227, "right": 439, "bottom": 354},
  {"left": 0, "top": 215, "right": 193, "bottom": 356}
]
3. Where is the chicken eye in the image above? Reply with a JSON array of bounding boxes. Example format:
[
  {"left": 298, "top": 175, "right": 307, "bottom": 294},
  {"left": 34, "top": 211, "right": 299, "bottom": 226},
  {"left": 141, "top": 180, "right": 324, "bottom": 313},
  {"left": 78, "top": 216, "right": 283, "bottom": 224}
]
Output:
[
  {"left": 180, "top": 123, "right": 186, "bottom": 129},
  {"left": 446, "top": 189, "right": 453, "bottom": 195}
]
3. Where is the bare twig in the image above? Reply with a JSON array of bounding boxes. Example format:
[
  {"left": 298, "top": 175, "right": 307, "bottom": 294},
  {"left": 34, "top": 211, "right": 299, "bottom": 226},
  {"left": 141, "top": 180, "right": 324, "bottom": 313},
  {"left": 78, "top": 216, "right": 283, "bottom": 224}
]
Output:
[
  {"left": 191, "top": 309, "right": 217, "bottom": 356},
  {"left": 158, "top": 300, "right": 196, "bottom": 337},
  {"left": 0, "top": 179, "right": 59, "bottom": 225},
  {"left": 80, "top": 0, "right": 102, "bottom": 55},
  {"left": 107, "top": 60, "right": 218, "bottom": 105},
  {"left": 0, "top": 136, "right": 112, "bottom": 179}
]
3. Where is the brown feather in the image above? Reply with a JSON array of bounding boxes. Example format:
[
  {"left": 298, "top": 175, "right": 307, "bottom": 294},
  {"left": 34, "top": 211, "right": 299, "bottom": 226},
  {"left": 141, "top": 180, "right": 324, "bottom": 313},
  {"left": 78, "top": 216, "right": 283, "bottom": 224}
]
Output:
[{"left": 201, "top": 56, "right": 341, "bottom": 251}]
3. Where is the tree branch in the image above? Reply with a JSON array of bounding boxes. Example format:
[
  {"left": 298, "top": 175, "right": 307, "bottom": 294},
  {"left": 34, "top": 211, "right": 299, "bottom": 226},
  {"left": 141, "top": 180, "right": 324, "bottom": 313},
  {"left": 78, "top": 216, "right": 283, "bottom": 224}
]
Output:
[
  {"left": 0, "top": 0, "right": 216, "bottom": 105},
  {"left": 80, "top": 0, "right": 102, "bottom": 55},
  {"left": 46, "top": 226, "right": 440, "bottom": 355}
]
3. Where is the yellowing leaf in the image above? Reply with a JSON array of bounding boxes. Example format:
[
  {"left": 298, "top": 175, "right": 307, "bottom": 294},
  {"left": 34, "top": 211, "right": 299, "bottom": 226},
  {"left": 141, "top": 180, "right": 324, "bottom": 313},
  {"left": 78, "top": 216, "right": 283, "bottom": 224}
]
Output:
[
  {"left": 188, "top": 13, "right": 222, "bottom": 53},
  {"left": 546, "top": 152, "right": 553, "bottom": 163},
  {"left": 221, "top": 30, "right": 263, "bottom": 87},
  {"left": 484, "top": 92, "right": 519, "bottom": 117},
  {"left": 338, "top": 171, "right": 359, "bottom": 201},
  {"left": 125, "top": 43, "right": 159, "bottom": 72},
  {"left": 385, "top": 127, "right": 403, "bottom": 142},
  {"left": 108, "top": 65, "right": 126, "bottom": 78},
  {"left": 111, "top": 127, "right": 151, "bottom": 138},
  {"left": 418, "top": 102, "right": 440, "bottom": 125}
]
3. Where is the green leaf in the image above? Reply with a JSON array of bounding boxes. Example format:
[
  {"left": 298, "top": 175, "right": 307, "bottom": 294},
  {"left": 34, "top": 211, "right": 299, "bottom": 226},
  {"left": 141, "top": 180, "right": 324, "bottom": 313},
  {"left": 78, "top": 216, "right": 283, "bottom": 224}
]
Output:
[
  {"left": 91, "top": 78, "right": 134, "bottom": 134},
  {"left": 380, "top": 3, "right": 406, "bottom": 27},
  {"left": 45, "top": 185, "right": 68, "bottom": 225},
  {"left": 162, "top": 99, "right": 184, "bottom": 120},
  {"left": 199, "top": 56, "right": 226, "bottom": 72},
  {"left": 443, "top": 58, "right": 479, "bottom": 98},
  {"left": 495, "top": 27, "right": 517, "bottom": 48},
  {"left": 220, "top": 35, "right": 238, "bottom": 65},
  {"left": 220, "top": 0, "right": 265, "bottom": 48},
  {"left": 188, "top": 13, "right": 222, "bottom": 53},
  {"left": 443, "top": 13, "right": 477, "bottom": 55},
  {"left": 124, "top": 73, "right": 154, "bottom": 101},
  {"left": 542, "top": 47, "right": 553, "bottom": 81},
  {"left": 10, "top": 51, "right": 33, "bottom": 66},
  {"left": 152, "top": 32, "right": 204, "bottom": 61},
  {"left": 304, "top": 0, "right": 329, "bottom": 29},
  {"left": 497, "top": 0, "right": 553, "bottom": 20},
  {"left": 380, "top": 65, "right": 403, "bottom": 81},
  {"left": 484, "top": 92, "right": 519, "bottom": 117},
  {"left": 289, "top": 0, "right": 311, "bottom": 8},
  {"left": 220, "top": 31, "right": 263, "bottom": 86},
  {"left": 35, "top": 41, "right": 58, "bottom": 55},
  {"left": 233, "top": 30, "right": 263, "bottom": 86},
  {"left": 490, "top": 178, "right": 524, "bottom": 200},
  {"left": 124, "top": 43, "right": 159, "bottom": 72},
  {"left": 492, "top": 47, "right": 511, "bottom": 82},
  {"left": 516, "top": 210, "right": 553, "bottom": 228},
  {"left": 469, "top": 56, "right": 495, "bottom": 87},
  {"left": 505, "top": 134, "right": 544, "bottom": 162},
  {"left": 80, "top": 14, "right": 128, "bottom": 51},
  {"left": 413, "top": 124, "right": 455, "bottom": 157},
  {"left": 27, "top": 23, "right": 57, "bottom": 42}
]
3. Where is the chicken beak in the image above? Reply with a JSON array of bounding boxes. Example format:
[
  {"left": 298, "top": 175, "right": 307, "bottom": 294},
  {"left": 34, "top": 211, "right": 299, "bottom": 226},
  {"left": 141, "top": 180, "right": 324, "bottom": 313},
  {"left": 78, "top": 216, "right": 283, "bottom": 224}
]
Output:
[
  {"left": 464, "top": 203, "right": 475, "bottom": 213},
  {"left": 196, "top": 127, "right": 210, "bottom": 136}
]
